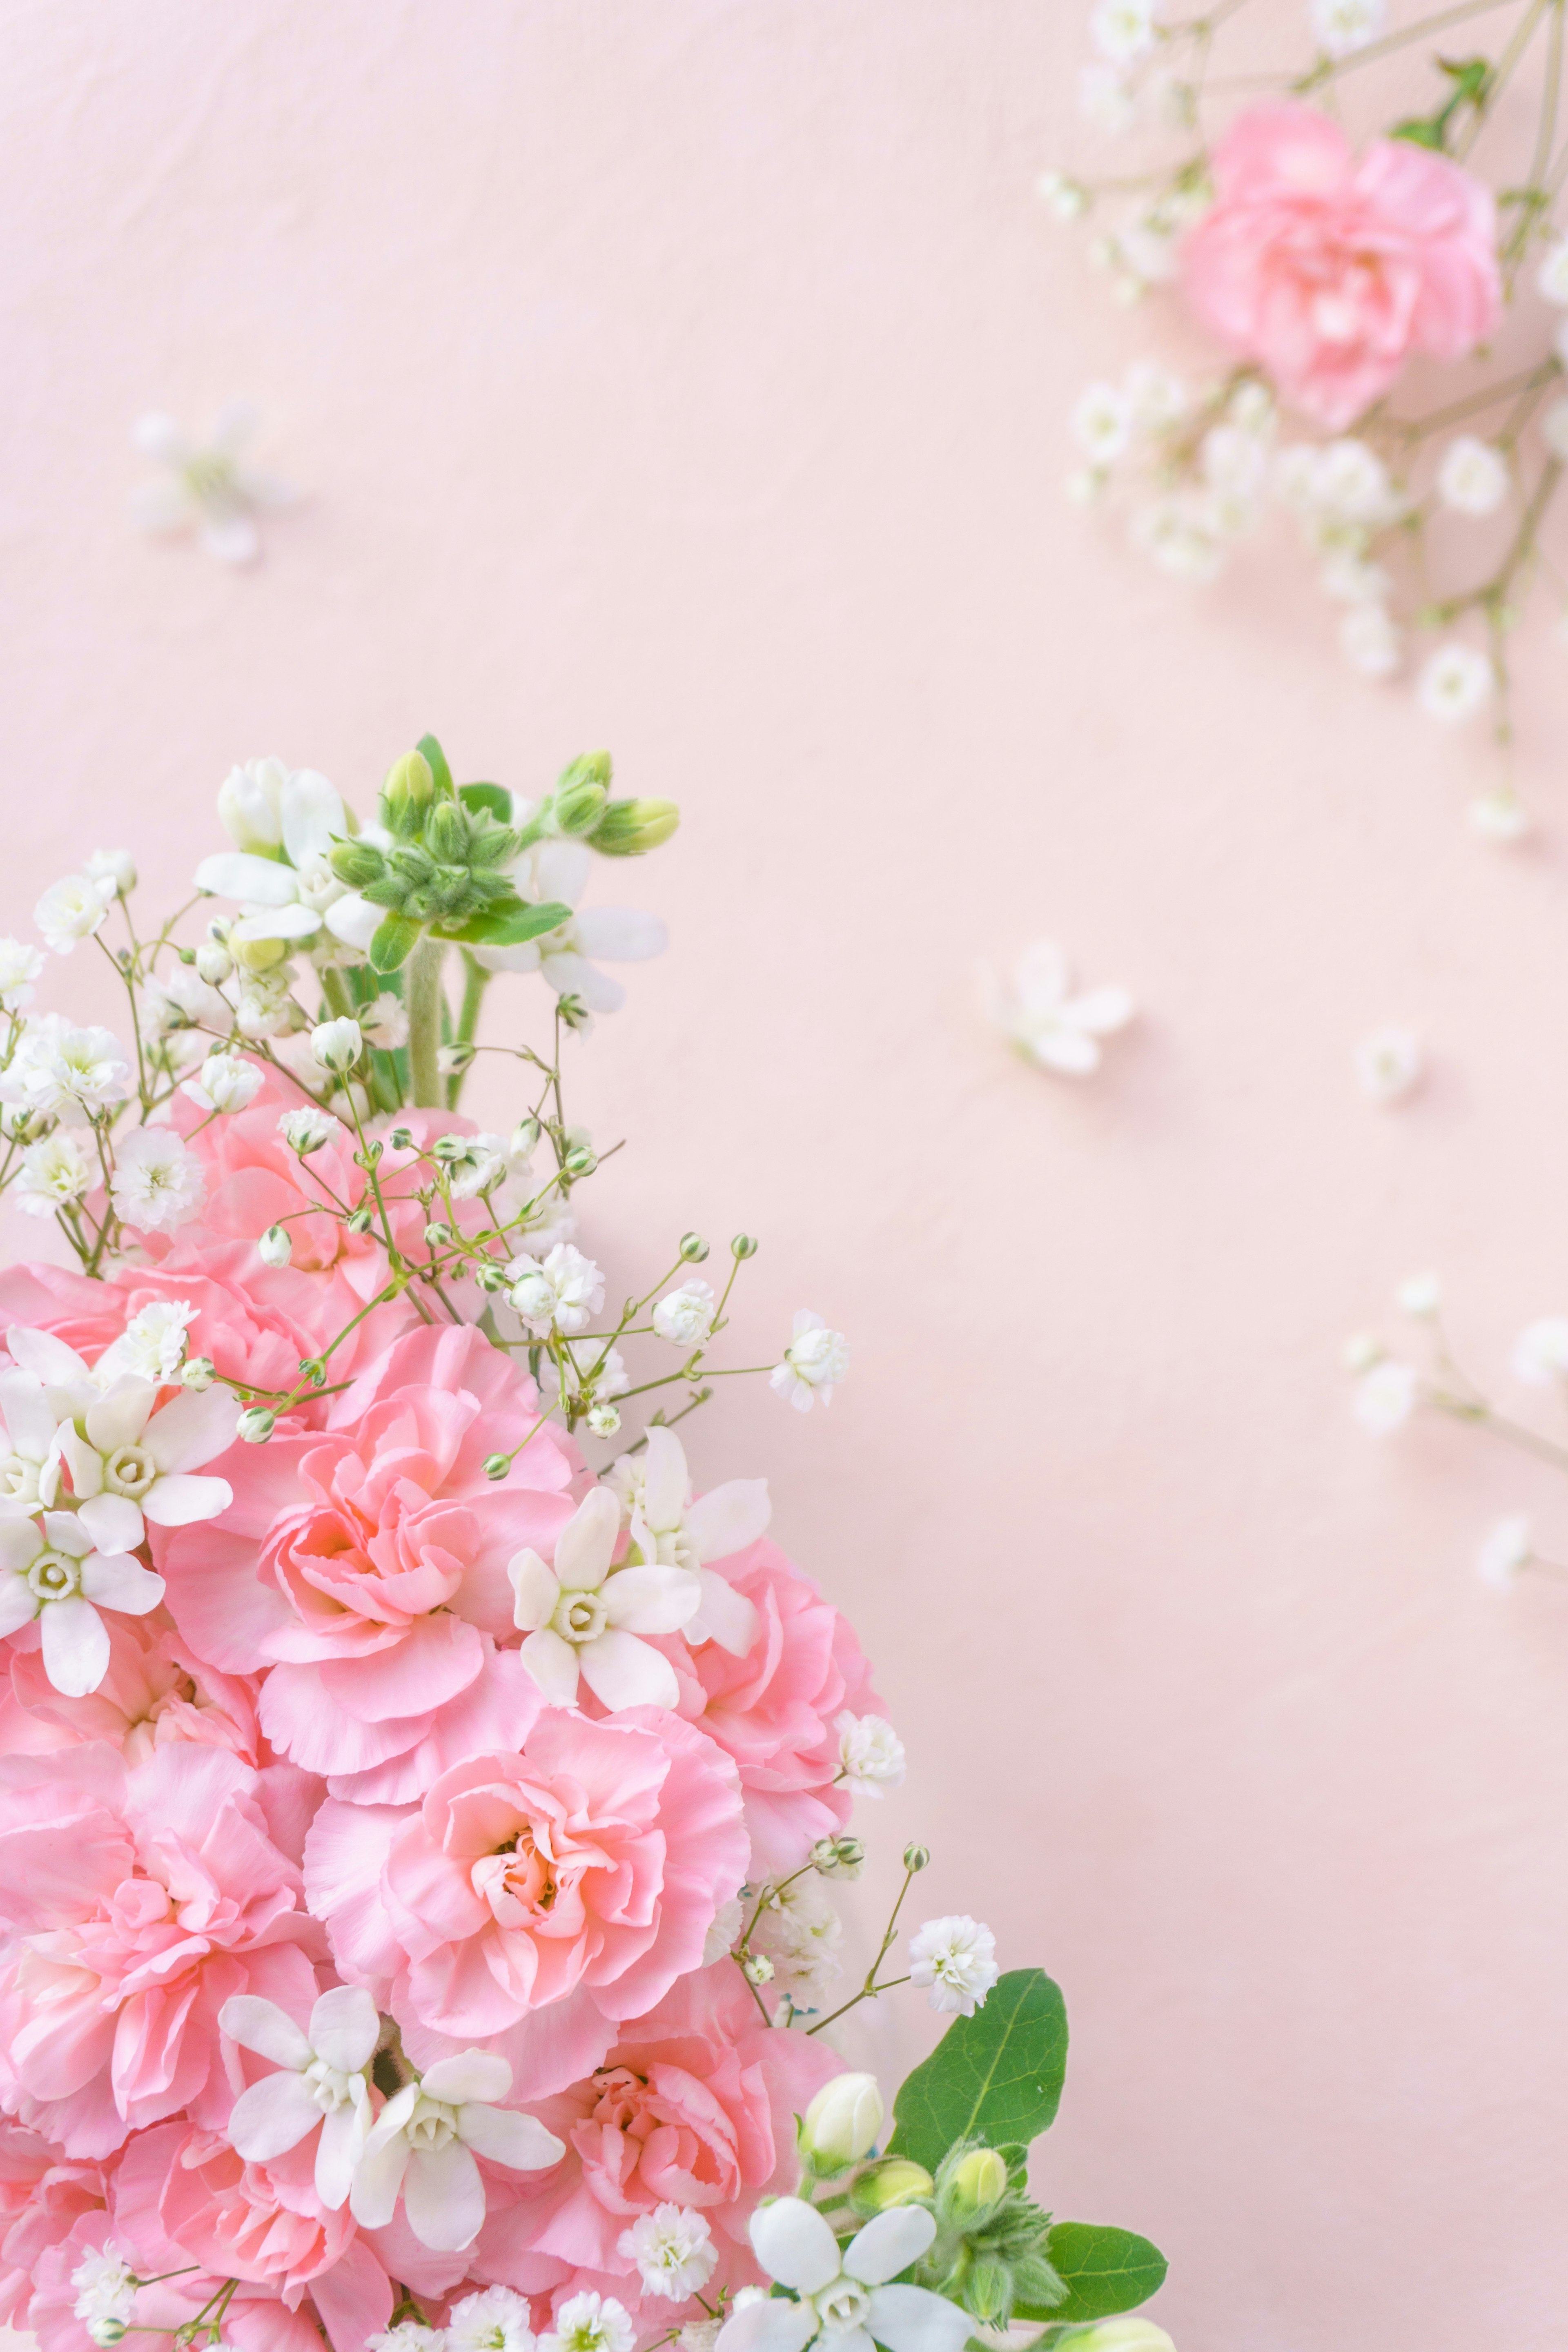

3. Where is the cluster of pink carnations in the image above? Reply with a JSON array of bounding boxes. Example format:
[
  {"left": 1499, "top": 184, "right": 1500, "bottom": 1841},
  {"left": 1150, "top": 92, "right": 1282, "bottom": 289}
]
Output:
[
  {"left": 0, "top": 746, "right": 993, "bottom": 2352},
  {"left": 1051, "top": 0, "right": 1568, "bottom": 831}
]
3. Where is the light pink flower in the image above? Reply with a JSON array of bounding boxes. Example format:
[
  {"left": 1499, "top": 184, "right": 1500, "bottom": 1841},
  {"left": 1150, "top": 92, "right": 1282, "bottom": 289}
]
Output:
[
  {"left": 471, "top": 1961, "right": 842, "bottom": 2307},
  {"left": 116, "top": 2119, "right": 358, "bottom": 2294},
  {"left": 0, "top": 1744, "right": 320, "bottom": 2156},
  {"left": 0, "top": 2127, "right": 110, "bottom": 2331},
  {"left": 0, "top": 1615, "right": 263, "bottom": 1768},
  {"left": 306, "top": 1708, "right": 747, "bottom": 2094},
  {"left": 657, "top": 1542, "right": 885, "bottom": 1878},
  {"left": 1181, "top": 103, "right": 1500, "bottom": 428},
  {"left": 158, "top": 1324, "right": 576, "bottom": 1802}
]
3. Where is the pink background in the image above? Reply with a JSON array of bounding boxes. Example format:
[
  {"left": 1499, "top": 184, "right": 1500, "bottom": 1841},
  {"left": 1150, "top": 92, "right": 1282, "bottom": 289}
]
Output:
[{"left": 6, "top": 4, "right": 1568, "bottom": 2344}]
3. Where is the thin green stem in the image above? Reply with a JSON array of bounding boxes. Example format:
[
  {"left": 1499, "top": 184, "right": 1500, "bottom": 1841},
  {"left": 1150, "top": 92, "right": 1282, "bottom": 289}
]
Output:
[{"left": 406, "top": 936, "right": 446, "bottom": 1108}]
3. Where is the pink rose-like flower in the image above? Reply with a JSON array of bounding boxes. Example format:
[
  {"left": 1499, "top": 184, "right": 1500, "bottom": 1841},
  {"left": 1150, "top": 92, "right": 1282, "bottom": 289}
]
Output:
[
  {"left": 1182, "top": 103, "right": 1501, "bottom": 428},
  {"left": 306, "top": 1707, "right": 747, "bottom": 2094},
  {"left": 158, "top": 1323, "right": 576, "bottom": 1802},
  {"left": 0, "top": 1744, "right": 320, "bottom": 2157},
  {"left": 0, "top": 1616, "right": 263, "bottom": 1768},
  {"left": 0, "top": 2127, "right": 109, "bottom": 2330},
  {"left": 660, "top": 1541, "right": 886, "bottom": 1878},
  {"left": 118, "top": 2120, "right": 356, "bottom": 2295},
  {"left": 472, "top": 1960, "right": 842, "bottom": 2305}
]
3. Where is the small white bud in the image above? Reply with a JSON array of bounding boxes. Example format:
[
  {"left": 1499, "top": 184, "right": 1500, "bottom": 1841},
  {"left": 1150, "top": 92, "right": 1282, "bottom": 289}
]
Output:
[
  {"left": 310, "top": 1016, "right": 363, "bottom": 1074},
  {"left": 802, "top": 2073, "right": 884, "bottom": 2168},
  {"left": 258, "top": 1223, "right": 292, "bottom": 1268},
  {"left": 195, "top": 940, "right": 234, "bottom": 984},
  {"left": 181, "top": 1355, "right": 216, "bottom": 1391},
  {"left": 238, "top": 1406, "right": 276, "bottom": 1443}
]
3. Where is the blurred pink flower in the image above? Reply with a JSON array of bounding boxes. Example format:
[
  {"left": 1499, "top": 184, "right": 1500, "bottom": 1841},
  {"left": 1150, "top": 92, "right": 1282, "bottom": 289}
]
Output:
[{"left": 1182, "top": 103, "right": 1500, "bottom": 428}]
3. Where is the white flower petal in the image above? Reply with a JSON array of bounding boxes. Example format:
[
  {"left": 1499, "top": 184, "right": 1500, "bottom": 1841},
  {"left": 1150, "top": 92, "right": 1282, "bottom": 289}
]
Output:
[
  {"left": 194, "top": 852, "right": 300, "bottom": 906},
  {"left": 77, "top": 1554, "right": 164, "bottom": 1615},
  {"left": 349, "top": 2127, "right": 411, "bottom": 2230},
  {"left": 866, "top": 2286, "right": 973, "bottom": 2352},
  {"left": 84, "top": 1379, "right": 155, "bottom": 1455},
  {"left": 578, "top": 1626, "right": 682, "bottom": 1711},
  {"left": 685, "top": 1477, "right": 771, "bottom": 1562},
  {"left": 219, "top": 1994, "right": 314, "bottom": 2069},
  {"left": 750, "top": 2197, "right": 843, "bottom": 2296},
  {"left": 454, "top": 2100, "right": 566, "bottom": 2172},
  {"left": 717, "top": 2301, "right": 820, "bottom": 2352},
  {"left": 322, "top": 893, "right": 383, "bottom": 950},
  {"left": 419, "top": 2049, "right": 513, "bottom": 2106},
  {"left": 143, "top": 1383, "right": 240, "bottom": 1472},
  {"left": 845, "top": 2208, "right": 937, "bottom": 2287},
  {"left": 600, "top": 1563, "right": 702, "bottom": 1634},
  {"left": 554, "top": 1483, "right": 619, "bottom": 1589},
  {"left": 75, "top": 1493, "right": 145, "bottom": 1557},
  {"left": 519, "top": 1625, "right": 582, "bottom": 1704},
  {"left": 570, "top": 907, "right": 668, "bottom": 962},
  {"left": 316, "top": 2093, "right": 368, "bottom": 2211},
  {"left": 228, "top": 2068, "right": 323, "bottom": 2161},
  {"left": 141, "top": 1472, "right": 233, "bottom": 1527},
  {"left": 281, "top": 769, "right": 346, "bottom": 867},
  {"left": 39, "top": 1595, "right": 109, "bottom": 1697},
  {"left": 507, "top": 1550, "right": 560, "bottom": 1631},
  {"left": 403, "top": 2138, "right": 486, "bottom": 2251},
  {"left": 689, "top": 1565, "right": 762, "bottom": 1656},
  {"left": 232, "top": 903, "right": 323, "bottom": 943},
  {"left": 309, "top": 1984, "right": 381, "bottom": 2074}
]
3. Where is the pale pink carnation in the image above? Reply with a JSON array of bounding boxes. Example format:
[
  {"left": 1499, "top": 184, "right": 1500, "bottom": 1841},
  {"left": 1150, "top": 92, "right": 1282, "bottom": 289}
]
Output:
[
  {"left": 0, "top": 1744, "right": 320, "bottom": 2157},
  {"left": 0, "top": 2127, "right": 110, "bottom": 2331},
  {"left": 0, "top": 1615, "right": 263, "bottom": 1769},
  {"left": 471, "top": 1960, "right": 842, "bottom": 2308},
  {"left": 305, "top": 1708, "right": 747, "bottom": 2094},
  {"left": 1181, "top": 103, "right": 1500, "bottom": 428}
]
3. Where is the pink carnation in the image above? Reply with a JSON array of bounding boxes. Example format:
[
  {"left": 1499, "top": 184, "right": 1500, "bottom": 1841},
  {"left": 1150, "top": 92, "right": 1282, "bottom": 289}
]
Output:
[
  {"left": 661, "top": 1541, "right": 885, "bottom": 1877},
  {"left": 0, "top": 1615, "right": 263, "bottom": 1768},
  {"left": 1181, "top": 102, "right": 1501, "bottom": 428},
  {"left": 306, "top": 1706, "right": 747, "bottom": 2093},
  {"left": 472, "top": 1960, "right": 842, "bottom": 2307},
  {"left": 158, "top": 1323, "right": 577, "bottom": 1802},
  {"left": 0, "top": 2127, "right": 109, "bottom": 2330},
  {"left": 0, "top": 1744, "right": 320, "bottom": 2156}
]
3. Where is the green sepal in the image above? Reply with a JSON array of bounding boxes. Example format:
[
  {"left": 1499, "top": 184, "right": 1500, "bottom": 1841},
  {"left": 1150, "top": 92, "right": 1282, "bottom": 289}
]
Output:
[
  {"left": 448, "top": 898, "right": 572, "bottom": 949},
  {"left": 369, "top": 913, "right": 422, "bottom": 973},
  {"left": 888, "top": 1970, "right": 1069, "bottom": 2172},
  {"left": 459, "top": 782, "right": 512, "bottom": 822},
  {"left": 417, "top": 733, "right": 455, "bottom": 799},
  {"left": 1015, "top": 2226, "right": 1167, "bottom": 2325}
]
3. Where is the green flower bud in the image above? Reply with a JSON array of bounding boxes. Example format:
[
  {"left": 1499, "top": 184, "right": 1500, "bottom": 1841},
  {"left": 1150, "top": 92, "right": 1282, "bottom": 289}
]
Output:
[
  {"left": 330, "top": 839, "right": 387, "bottom": 889},
  {"left": 433, "top": 1134, "right": 469, "bottom": 1163},
  {"left": 564, "top": 1146, "right": 597, "bottom": 1178},
  {"left": 679, "top": 1232, "right": 710, "bottom": 1262},
  {"left": 258, "top": 1224, "right": 292, "bottom": 1269},
  {"left": 383, "top": 749, "right": 437, "bottom": 835},
  {"left": 810, "top": 1834, "right": 865, "bottom": 1880},
  {"left": 238, "top": 1407, "right": 276, "bottom": 1444},
  {"left": 389, "top": 1127, "right": 414, "bottom": 1152},
  {"left": 903, "top": 1843, "right": 931, "bottom": 1873},
  {"left": 424, "top": 1221, "right": 452, "bottom": 1248},
  {"left": 731, "top": 1234, "right": 759, "bottom": 1260},
  {"left": 966, "top": 2253, "right": 1013, "bottom": 2324},
  {"left": 355, "top": 1140, "right": 385, "bottom": 1169},
  {"left": 849, "top": 2158, "right": 935, "bottom": 2216},
  {"left": 483, "top": 1453, "right": 512, "bottom": 1481},
  {"left": 552, "top": 777, "right": 610, "bottom": 837},
  {"left": 590, "top": 796, "right": 680, "bottom": 857},
  {"left": 801, "top": 2073, "right": 884, "bottom": 2169},
  {"left": 425, "top": 800, "right": 469, "bottom": 862},
  {"left": 477, "top": 1263, "right": 509, "bottom": 1293},
  {"left": 87, "top": 2321, "right": 128, "bottom": 2348},
  {"left": 345, "top": 1206, "right": 374, "bottom": 1236},
  {"left": 298, "top": 1358, "right": 327, "bottom": 1388},
  {"left": 231, "top": 933, "right": 289, "bottom": 973},
  {"left": 949, "top": 2149, "right": 1009, "bottom": 2221}
]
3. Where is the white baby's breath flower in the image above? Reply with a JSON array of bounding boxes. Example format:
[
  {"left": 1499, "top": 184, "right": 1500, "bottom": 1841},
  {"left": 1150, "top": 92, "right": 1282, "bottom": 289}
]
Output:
[
  {"left": 446, "top": 2285, "right": 539, "bottom": 2352},
  {"left": 1417, "top": 642, "right": 1492, "bottom": 724},
  {"left": 180, "top": 1050, "right": 263, "bottom": 1116},
  {"left": 1511, "top": 1316, "right": 1568, "bottom": 1385},
  {"left": 1478, "top": 1514, "right": 1532, "bottom": 1592},
  {"left": 1539, "top": 241, "right": 1568, "bottom": 304},
  {"left": 71, "top": 2245, "right": 138, "bottom": 2333},
  {"left": 1342, "top": 1332, "right": 1382, "bottom": 1374},
  {"left": 1352, "top": 1359, "right": 1419, "bottom": 1434},
  {"left": 310, "top": 1016, "right": 363, "bottom": 1075},
  {"left": 619, "top": 2204, "right": 718, "bottom": 2301},
  {"left": 506, "top": 1243, "right": 605, "bottom": 1338},
  {"left": 751, "top": 1879, "right": 844, "bottom": 2002},
  {"left": 1123, "top": 359, "right": 1188, "bottom": 432},
  {"left": 909, "top": 1916, "right": 999, "bottom": 2017},
  {"left": 1091, "top": 0, "right": 1158, "bottom": 60},
  {"left": 771, "top": 1310, "right": 849, "bottom": 1412},
  {"left": 1130, "top": 491, "right": 1229, "bottom": 581},
  {"left": 1321, "top": 550, "right": 1392, "bottom": 604},
  {"left": 16, "top": 1131, "right": 94, "bottom": 1216},
  {"left": 1354, "top": 1026, "right": 1423, "bottom": 1105},
  {"left": 96, "top": 1299, "right": 198, "bottom": 1387},
  {"left": 1469, "top": 788, "right": 1532, "bottom": 844},
  {"left": 1437, "top": 435, "right": 1510, "bottom": 517},
  {"left": 367, "top": 2328, "right": 446, "bottom": 2352},
  {"left": 541, "top": 2292, "right": 636, "bottom": 2352},
  {"left": 0, "top": 1019, "right": 133, "bottom": 1125},
  {"left": 652, "top": 1279, "right": 717, "bottom": 1348},
  {"left": 1071, "top": 381, "right": 1134, "bottom": 466},
  {"left": 984, "top": 940, "right": 1134, "bottom": 1075},
  {"left": 1339, "top": 602, "right": 1401, "bottom": 678},
  {"left": 1312, "top": 0, "right": 1385, "bottom": 53},
  {"left": 1036, "top": 170, "right": 1089, "bottom": 222},
  {"left": 360, "top": 993, "right": 410, "bottom": 1052},
  {"left": 84, "top": 849, "right": 136, "bottom": 898},
  {"left": 1078, "top": 60, "right": 1136, "bottom": 133},
  {"left": 130, "top": 403, "right": 293, "bottom": 565},
  {"left": 836, "top": 1711, "right": 906, "bottom": 1797},
  {"left": 1307, "top": 437, "right": 1399, "bottom": 524},
  {"left": 0, "top": 938, "right": 43, "bottom": 1014},
  {"left": 1396, "top": 1272, "right": 1442, "bottom": 1319},
  {"left": 110, "top": 1127, "right": 205, "bottom": 1236},
  {"left": 35, "top": 873, "right": 116, "bottom": 956}
]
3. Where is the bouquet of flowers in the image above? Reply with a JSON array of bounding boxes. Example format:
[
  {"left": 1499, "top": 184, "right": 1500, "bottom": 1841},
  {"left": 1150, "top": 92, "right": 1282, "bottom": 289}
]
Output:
[
  {"left": 1049, "top": 0, "right": 1568, "bottom": 834},
  {"left": 0, "top": 742, "right": 1167, "bottom": 2352}
]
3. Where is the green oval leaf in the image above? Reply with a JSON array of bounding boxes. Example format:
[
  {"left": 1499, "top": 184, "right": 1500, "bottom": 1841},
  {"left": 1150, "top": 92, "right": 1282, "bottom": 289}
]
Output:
[
  {"left": 887, "top": 1969, "right": 1069, "bottom": 2172},
  {"left": 1025, "top": 2225, "right": 1167, "bottom": 2323},
  {"left": 449, "top": 898, "right": 572, "bottom": 949},
  {"left": 459, "top": 782, "right": 512, "bottom": 822},
  {"left": 369, "top": 912, "right": 421, "bottom": 973},
  {"left": 417, "top": 733, "right": 455, "bottom": 798}
]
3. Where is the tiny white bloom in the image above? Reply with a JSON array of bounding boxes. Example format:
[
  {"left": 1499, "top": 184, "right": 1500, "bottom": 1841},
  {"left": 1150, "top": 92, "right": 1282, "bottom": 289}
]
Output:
[
  {"left": 722, "top": 2199, "right": 969, "bottom": 2352},
  {"left": 1539, "top": 241, "right": 1568, "bottom": 304},
  {"left": 1077, "top": 60, "right": 1136, "bottom": 133},
  {"left": 35, "top": 872, "right": 116, "bottom": 956},
  {"left": 552, "top": 1338, "right": 630, "bottom": 1408},
  {"left": 1354, "top": 1026, "right": 1422, "bottom": 1105},
  {"left": 1071, "top": 381, "right": 1134, "bottom": 465},
  {"left": 1201, "top": 423, "right": 1268, "bottom": 501},
  {"left": 1339, "top": 602, "right": 1401, "bottom": 678},
  {"left": 310, "top": 1016, "right": 363, "bottom": 1074},
  {"left": 447, "top": 2285, "right": 539, "bottom": 2352},
  {"left": 1036, "top": 170, "right": 1089, "bottom": 221},
  {"left": 750, "top": 1879, "right": 844, "bottom": 2002},
  {"left": 278, "top": 1104, "right": 339, "bottom": 1155},
  {"left": 1511, "top": 1316, "right": 1568, "bottom": 1385},
  {"left": 541, "top": 2292, "right": 637, "bottom": 2352},
  {"left": 84, "top": 849, "right": 136, "bottom": 898},
  {"left": 1468, "top": 788, "right": 1531, "bottom": 844},
  {"left": 1437, "top": 435, "right": 1510, "bottom": 517},
  {"left": 509, "top": 1482, "right": 701, "bottom": 1711},
  {"left": 1352, "top": 1359, "right": 1419, "bottom": 1435},
  {"left": 771, "top": 1309, "right": 850, "bottom": 1413},
  {"left": 836, "top": 1710, "right": 906, "bottom": 1797},
  {"left": 1417, "top": 641, "right": 1492, "bottom": 724},
  {"left": 220, "top": 1984, "right": 381, "bottom": 2211},
  {"left": 16, "top": 1131, "right": 94, "bottom": 1217},
  {"left": 1312, "top": 0, "right": 1385, "bottom": 54},
  {"left": 984, "top": 940, "right": 1135, "bottom": 1076},
  {"left": 1396, "top": 1272, "right": 1442, "bottom": 1319},
  {"left": 1308, "top": 437, "right": 1398, "bottom": 523},
  {"left": 258, "top": 1224, "right": 293, "bottom": 1268},
  {"left": 1129, "top": 491, "right": 1229, "bottom": 581},
  {"left": 110, "top": 1128, "right": 205, "bottom": 1236},
  {"left": 360, "top": 993, "right": 410, "bottom": 1052},
  {"left": 1090, "top": 0, "right": 1158, "bottom": 61},
  {"left": 96, "top": 1300, "right": 198, "bottom": 1388},
  {"left": 181, "top": 1049, "right": 263, "bottom": 1115},
  {"left": 0, "top": 937, "right": 45, "bottom": 1013},
  {"left": 909, "top": 1916, "right": 1000, "bottom": 2017},
  {"left": 1123, "top": 359, "right": 1188, "bottom": 432},
  {"left": 368, "top": 2329, "right": 446, "bottom": 2352},
  {"left": 1342, "top": 1332, "right": 1382, "bottom": 1374},
  {"left": 619, "top": 2203, "right": 719, "bottom": 2301},
  {"left": 506, "top": 1242, "right": 605, "bottom": 1337},
  {"left": 71, "top": 2245, "right": 138, "bottom": 2332},
  {"left": 130, "top": 403, "right": 293, "bottom": 565},
  {"left": 653, "top": 1278, "right": 717, "bottom": 1348},
  {"left": 1321, "top": 550, "right": 1392, "bottom": 604},
  {"left": 1478, "top": 1514, "right": 1532, "bottom": 1592}
]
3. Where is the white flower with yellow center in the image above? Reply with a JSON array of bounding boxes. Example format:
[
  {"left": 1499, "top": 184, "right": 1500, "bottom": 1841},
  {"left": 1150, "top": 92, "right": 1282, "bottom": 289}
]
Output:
[
  {"left": 719, "top": 2200, "right": 970, "bottom": 2352},
  {"left": 220, "top": 1985, "right": 381, "bottom": 2210},
  {"left": 350, "top": 2049, "right": 563, "bottom": 2252},
  {"left": 607, "top": 1424, "right": 764, "bottom": 1656},
  {"left": 195, "top": 768, "right": 352, "bottom": 950},
  {"left": 0, "top": 1512, "right": 163, "bottom": 1695},
  {"left": 509, "top": 1480, "right": 701, "bottom": 1709}
]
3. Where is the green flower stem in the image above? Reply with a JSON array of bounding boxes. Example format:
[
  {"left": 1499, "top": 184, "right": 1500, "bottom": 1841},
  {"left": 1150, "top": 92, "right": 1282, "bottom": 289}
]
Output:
[
  {"left": 407, "top": 936, "right": 446, "bottom": 1107},
  {"left": 448, "top": 953, "right": 490, "bottom": 1109},
  {"left": 320, "top": 965, "right": 354, "bottom": 1023}
]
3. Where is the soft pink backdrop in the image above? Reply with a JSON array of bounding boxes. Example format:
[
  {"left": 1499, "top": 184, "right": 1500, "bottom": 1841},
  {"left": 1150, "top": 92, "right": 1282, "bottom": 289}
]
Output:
[{"left": 5, "top": 3, "right": 1568, "bottom": 2344}]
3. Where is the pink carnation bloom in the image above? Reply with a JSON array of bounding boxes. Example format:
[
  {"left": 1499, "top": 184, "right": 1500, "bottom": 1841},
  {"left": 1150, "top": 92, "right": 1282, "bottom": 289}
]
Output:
[
  {"left": 659, "top": 1541, "right": 885, "bottom": 1878},
  {"left": 472, "top": 1960, "right": 842, "bottom": 2308},
  {"left": 307, "top": 1706, "right": 747, "bottom": 2094},
  {"left": 1181, "top": 102, "right": 1501, "bottom": 428},
  {"left": 158, "top": 1324, "right": 577, "bottom": 1802},
  {"left": 0, "top": 1744, "right": 320, "bottom": 2156},
  {"left": 0, "top": 2127, "right": 109, "bottom": 2331},
  {"left": 0, "top": 1615, "right": 263, "bottom": 1768}
]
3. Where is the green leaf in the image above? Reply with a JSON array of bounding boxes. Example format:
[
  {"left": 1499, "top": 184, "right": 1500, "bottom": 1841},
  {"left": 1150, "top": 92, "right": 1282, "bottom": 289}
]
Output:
[
  {"left": 448, "top": 898, "right": 572, "bottom": 949},
  {"left": 369, "top": 912, "right": 421, "bottom": 973},
  {"left": 459, "top": 782, "right": 512, "bottom": 822},
  {"left": 887, "top": 1970, "right": 1069, "bottom": 2172},
  {"left": 1018, "top": 2225, "right": 1167, "bottom": 2324},
  {"left": 417, "top": 733, "right": 455, "bottom": 798},
  {"left": 1391, "top": 116, "right": 1448, "bottom": 148}
]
